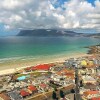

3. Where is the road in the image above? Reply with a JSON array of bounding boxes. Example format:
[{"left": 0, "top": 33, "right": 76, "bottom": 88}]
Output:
[
  {"left": 75, "top": 67, "right": 81, "bottom": 100},
  {"left": 26, "top": 84, "right": 75, "bottom": 100},
  {"left": 65, "top": 93, "right": 74, "bottom": 100}
]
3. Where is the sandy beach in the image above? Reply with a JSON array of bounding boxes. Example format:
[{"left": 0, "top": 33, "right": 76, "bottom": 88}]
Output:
[{"left": 0, "top": 53, "right": 88, "bottom": 75}]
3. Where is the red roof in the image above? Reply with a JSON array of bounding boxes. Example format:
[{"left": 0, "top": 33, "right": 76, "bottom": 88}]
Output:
[
  {"left": 25, "top": 63, "right": 54, "bottom": 71},
  {"left": 25, "top": 67, "right": 32, "bottom": 71},
  {"left": 31, "top": 67, "right": 37, "bottom": 71},
  {"left": 20, "top": 90, "right": 30, "bottom": 97},
  {"left": 86, "top": 82, "right": 94, "bottom": 85},
  {"left": 32, "top": 64, "right": 52, "bottom": 70},
  {"left": 40, "top": 84, "right": 47, "bottom": 88},
  {"left": 84, "top": 91, "right": 99, "bottom": 97},
  {"left": 57, "top": 68, "right": 74, "bottom": 75},
  {"left": 91, "top": 97, "right": 100, "bottom": 100},
  {"left": 28, "top": 85, "right": 37, "bottom": 91}
]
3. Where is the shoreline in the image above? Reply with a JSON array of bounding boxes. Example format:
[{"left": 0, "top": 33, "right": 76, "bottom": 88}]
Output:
[{"left": 0, "top": 53, "right": 89, "bottom": 75}]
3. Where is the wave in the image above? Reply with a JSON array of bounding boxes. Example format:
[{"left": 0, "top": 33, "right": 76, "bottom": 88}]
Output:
[
  {"left": 0, "top": 49, "right": 87, "bottom": 64},
  {"left": 0, "top": 56, "right": 40, "bottom": 63}
]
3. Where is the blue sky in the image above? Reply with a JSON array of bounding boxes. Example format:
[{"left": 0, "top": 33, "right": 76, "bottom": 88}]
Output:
[
  {"left": 0, "top": 24, "right": 18, "bottom": 36},
  {"left": 87, "top": 0, "right": 96, "bottom": 5},
  {"left": 0, "top": 0, "right": 99, "bottom": 36},
  {"left": 51, "top": 0, "right": 96, "bottom": 7}
]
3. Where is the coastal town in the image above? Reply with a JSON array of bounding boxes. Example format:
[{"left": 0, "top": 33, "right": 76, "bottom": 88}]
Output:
[
  {"left": 0, "top": 46, "right": 100, "bottom": 100},
  {"left": 0, "top": 0, "right": 100, "bottom": 100}
]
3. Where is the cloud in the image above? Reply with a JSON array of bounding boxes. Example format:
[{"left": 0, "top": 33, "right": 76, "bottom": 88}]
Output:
[{"left": 0, "top": 0, "right": 100, "bottom": 32}]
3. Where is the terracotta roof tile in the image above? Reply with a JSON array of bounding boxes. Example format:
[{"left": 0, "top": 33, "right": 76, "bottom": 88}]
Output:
[
  {"left": 28, "top": 85, "right": 37, "bottom": 91},
  {"left": 91, "top": 97, "right": 100, "bottom": 100},
  {"left": 31, "top": 64, "right": 53, "bottom": 71},
  {"left": 20, "top": 90, "right": 30, "bottom": 97},
  {"left": 84, "top": 91, "right": 99, "bottom": 97}
]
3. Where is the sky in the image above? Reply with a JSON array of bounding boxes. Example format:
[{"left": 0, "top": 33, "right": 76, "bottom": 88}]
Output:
[{"left": 0, "top": 0, "right": 100, "bottom": 36}]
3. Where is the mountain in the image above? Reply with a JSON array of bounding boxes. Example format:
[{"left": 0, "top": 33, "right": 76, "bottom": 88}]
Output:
[
  {"left": 17, "top": 29, "right": 84, "bottom": 37},
  {"left": 17, "top": 29, "right": 100, "bottom": 37},
  {"left": 86, "top": 33, "right": 100, "bottom": 38}
]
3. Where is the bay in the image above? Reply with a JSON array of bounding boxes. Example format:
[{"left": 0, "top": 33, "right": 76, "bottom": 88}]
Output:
[{"left": 0, "top": 36, "right": 99, "bottom": 61}]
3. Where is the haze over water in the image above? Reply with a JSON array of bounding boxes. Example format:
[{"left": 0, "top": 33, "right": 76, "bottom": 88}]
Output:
[{"left": 0, "top": 36, "right": 99, "bottom": 61}]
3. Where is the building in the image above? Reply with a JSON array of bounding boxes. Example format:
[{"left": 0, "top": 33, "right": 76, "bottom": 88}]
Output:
[
  {"left": 82, "top": 76, "right": 97, "bottom": 85},
  {"left": 0, "top": 93, "right": 10, "bottom": 100},
  {"left": 8, "top": 91, "right": 23, "bottom": 100},
  {"left": 83, "top": 91, "right": 100, "bottom": 99},
  {"left": 20, "top": 90, "right": 30, "bottom": 98},
  {"left": 91, "top": 97, "right": 100, "bottom": 100},
  {"left": 31, "top": 64, "right": 53, "bottom": 71},
  {"left": 28, "top": 85, "right": 38, "bottom": 94}
]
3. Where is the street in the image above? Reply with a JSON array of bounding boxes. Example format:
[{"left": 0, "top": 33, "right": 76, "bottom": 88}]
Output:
[{"left": 75, "top": 67, "right": 81, "bottom": 100}]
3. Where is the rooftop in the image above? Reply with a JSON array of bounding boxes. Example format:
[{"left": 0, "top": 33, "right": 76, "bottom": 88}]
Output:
[
  {"left": 20, "top": 90, "right": 30, "bottom": 97},
  {"left": 84, "top": 90, "right": 99, "bottom": 96},
  {"left": 28, "top": 85, "right": 37, "bottom": 91},
  {"left": 0, "top": 93, "right": 10, "bottom": 100},
  {"left": 91, "top": 97, "right": 100, "bottom": 100},
  {"left": 31, "top": 64, "right": 53, "bottom": 71}
]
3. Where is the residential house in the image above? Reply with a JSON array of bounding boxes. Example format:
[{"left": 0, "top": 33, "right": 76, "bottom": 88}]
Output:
[
  {"left": 20, "top": 90, "right": 30, "bottom": 98},
  {"left": 0, "top": 93, "right": 10, "bottom": 100},
  {"left": 83, "top": 91, "right": 100, "bottom": 99},
  {"left": 8, "top": 91, "right": 23, "bottom": 100},
  {"left": 28, "top": 85, "right": 38, "bottom": 94},
  {"left": 82, "top": 75, "right": 96, "bottom": 85}
]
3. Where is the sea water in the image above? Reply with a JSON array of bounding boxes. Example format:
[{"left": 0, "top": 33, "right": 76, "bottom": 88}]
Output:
[{"left": 0, "top": 36, "right": 99, "bottom": 62}]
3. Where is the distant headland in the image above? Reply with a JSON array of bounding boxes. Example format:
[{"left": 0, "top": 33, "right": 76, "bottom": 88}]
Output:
[{"left": 17, "top": 29, "right": 100, "bottom": 38}]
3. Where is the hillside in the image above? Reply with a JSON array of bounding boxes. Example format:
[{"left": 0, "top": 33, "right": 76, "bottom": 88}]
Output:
[
  {"left": 17, "top": 29, "right": 100, "bottom": 37},
  {"left": 86, "top": 33, "right": 100, "bottom": 38},
  {"left": 17, "top": 29, "right": 83, "bottom": 37}
]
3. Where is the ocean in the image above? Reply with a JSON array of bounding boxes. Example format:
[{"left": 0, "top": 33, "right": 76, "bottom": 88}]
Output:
[{"left": 0, "top": 36, "right": 100, "bottom": 62}]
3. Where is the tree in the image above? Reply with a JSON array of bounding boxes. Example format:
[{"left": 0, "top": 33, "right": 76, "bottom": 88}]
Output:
[
  {"left": 54, "top": 87, "right": 58, "bottom": 91},
  {"left": 74, "top": 94, "right": 76, "bottom": 100},
  {"left": 71, "top": 89, "right": 75, "bottom": 93},
  {"left": 52, "top": 91, "right": 57, "bottom": 100},
  {"left": 80, "top": 80, "right": 83, "bottom": 87},
  {"left": 60, "top": 90, "right": 65, "bottom": 98}
]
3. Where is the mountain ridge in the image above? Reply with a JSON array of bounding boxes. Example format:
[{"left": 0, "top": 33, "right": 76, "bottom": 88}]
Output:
[{"left": 17, "top": 29, "right": 100, "bottom": 37}]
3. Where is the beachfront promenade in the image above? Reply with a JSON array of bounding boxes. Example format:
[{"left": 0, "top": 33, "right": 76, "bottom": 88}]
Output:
[{"left": 0, "top": 54, "right": 100, "bottom": 100}]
